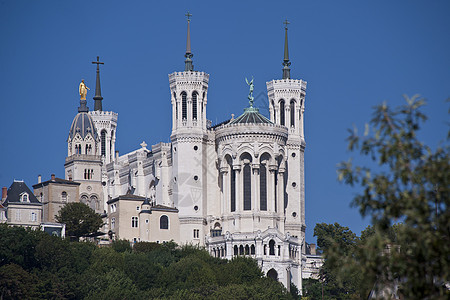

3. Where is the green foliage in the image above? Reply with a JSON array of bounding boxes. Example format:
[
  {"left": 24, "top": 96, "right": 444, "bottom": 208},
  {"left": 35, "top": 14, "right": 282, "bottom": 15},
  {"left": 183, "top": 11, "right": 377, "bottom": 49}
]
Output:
[
  {"left": 55, "top": 202, "right": 103, "bottom": 240},
  {"left": 336, "top": 96, "right": 450, "bottom": 298},
  {"left": 311, "top": 223, "right": 363, "bottom": 299},
  {"left": 0, "top": 225, "right": 293, "bottom": 299},
  {"left": 0, "top": 263, "right": 36, "bottom": 299},
  {"left": 111, "top": 239, "right": 132, "bottom": 253}
]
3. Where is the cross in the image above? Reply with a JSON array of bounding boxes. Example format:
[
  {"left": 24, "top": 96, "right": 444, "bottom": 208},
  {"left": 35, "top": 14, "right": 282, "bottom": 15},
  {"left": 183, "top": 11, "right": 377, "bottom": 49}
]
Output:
[
  {"left": 92, "top": 56, "right": 104, "bottom": 68},
  {"left": 185, "top": 11, "right": 192, "bottom": 21},
  {"left": 284, "top": 19, "right": 290, "bottom": 29}
]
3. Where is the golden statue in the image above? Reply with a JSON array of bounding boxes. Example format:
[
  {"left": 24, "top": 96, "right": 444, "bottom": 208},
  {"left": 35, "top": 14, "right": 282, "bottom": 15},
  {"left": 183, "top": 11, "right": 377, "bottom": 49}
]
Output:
[{"left": 79, "top": 79, "right": 90, "bottom": 100}]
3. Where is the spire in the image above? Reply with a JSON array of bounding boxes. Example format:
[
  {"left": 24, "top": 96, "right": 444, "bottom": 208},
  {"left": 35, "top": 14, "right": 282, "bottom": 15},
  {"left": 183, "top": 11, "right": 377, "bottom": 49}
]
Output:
[
  {"left": 184, "top": 12, "right": 194, "bottom": 71},
  {"left": 92, "top": 56, "right": 104, "bottom": 111},
  {"left": 282, "top": 19, "right": 291, "bottom": 79}
]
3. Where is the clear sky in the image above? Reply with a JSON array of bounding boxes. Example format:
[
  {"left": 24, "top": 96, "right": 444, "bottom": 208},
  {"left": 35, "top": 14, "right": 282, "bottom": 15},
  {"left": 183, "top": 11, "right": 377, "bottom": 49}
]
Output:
[{"left": 1, "top": 0, "right": 449, "bottom": 243}]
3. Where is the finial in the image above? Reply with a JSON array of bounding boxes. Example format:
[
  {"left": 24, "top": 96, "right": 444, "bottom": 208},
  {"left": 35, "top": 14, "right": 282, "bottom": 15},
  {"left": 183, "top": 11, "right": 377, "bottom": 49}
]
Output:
[
  {"left": 184, "top": 11, "right": 194, "bottom": 71},
  {"left": 245, "top": 77, "right": 255, "bottom": 108},
  {"left": 78, "top": 79, "right": 90, "bottom": 112},
  {"left": 92, "top": 56, "right": 104, "bottom": 111},
  {"left": 282, "top": 19, "right": 291, "bottom": 80}
]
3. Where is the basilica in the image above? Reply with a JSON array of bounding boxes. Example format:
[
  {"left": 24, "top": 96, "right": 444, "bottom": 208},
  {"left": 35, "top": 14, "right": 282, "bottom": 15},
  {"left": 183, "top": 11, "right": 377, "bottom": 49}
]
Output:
[{"left": 2, "top": 17, "right": 322, "bottom": 290}]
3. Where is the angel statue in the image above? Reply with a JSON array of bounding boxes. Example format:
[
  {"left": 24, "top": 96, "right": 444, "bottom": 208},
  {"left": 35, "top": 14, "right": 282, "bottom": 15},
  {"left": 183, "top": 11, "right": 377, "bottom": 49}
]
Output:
[{"left": 245, "top": 76, "right": 254, "bottom": 107}]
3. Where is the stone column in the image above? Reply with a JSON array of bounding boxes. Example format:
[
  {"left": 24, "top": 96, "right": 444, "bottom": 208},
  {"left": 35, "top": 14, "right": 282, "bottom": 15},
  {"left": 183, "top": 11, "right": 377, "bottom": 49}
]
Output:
[
  {"left": 269, "top": 165, "right": 277, "bottom": 212},
  {"left": 220, "top": 166, "right": 228, "bottom": 215},
  {"left": 252, "top": 163, "right": 259, "bottom": 212},
  {"left": 187, "top": 96, "right": 192, "bottom": 127},
  {"left": 233, "top": 164, "right": 241, "bottom": 213}
]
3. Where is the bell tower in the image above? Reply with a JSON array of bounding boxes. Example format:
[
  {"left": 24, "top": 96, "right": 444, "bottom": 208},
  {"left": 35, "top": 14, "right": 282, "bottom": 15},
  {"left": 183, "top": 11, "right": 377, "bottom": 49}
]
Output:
[
  {"left": 266, "top": 20, "right": 307, "bottom": 245},
  {"left": 169, "top": 13, "right": 210, "bottom": 245}
]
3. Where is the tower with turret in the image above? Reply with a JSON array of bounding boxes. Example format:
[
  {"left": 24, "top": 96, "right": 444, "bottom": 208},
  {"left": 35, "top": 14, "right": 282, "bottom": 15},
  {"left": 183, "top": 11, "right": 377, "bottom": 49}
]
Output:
[
  {"left": 65, "top": 84, "right": 103, "bottom": 213},
  {"left": 169, "top": 13, "right": 211, "bottom": 245},
  {"left": 266, "top": 20, "right": 307, "bottom": 244}
]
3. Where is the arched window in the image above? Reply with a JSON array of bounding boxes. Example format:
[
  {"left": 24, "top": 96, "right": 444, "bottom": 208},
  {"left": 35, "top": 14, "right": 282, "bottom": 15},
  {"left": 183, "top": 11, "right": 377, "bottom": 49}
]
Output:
[
  {"left": 290, "top": 99, "right": 296, "bottom": 127},
  {"left": 272, "top": 100, "right": 276, "bottom": 123},
  {"left": 90, "top": 195, "right": 98, "bottom": 210},
  {"left": 61, "top": 192, "right": 67, "bottom": 202},
  {"left": 181, "top": 92, "right": 187, "bottom": 120},
  {"left": 110, "top": 130, "right": 114, "bottom": 157},
  {"left": 245, "top": 245, "right": 249, "bottom": 255},
  {"left": 234, "top": 245, "right": 238, "bottom": 256},
  {"left": 279, "top": 99, "right": 285, "bottom": 126},
  {"left": 260, "top": 162, "right": 267, "bottom": 211},
  {"left": 101, "top": 130, "right": 107, "bottom": 157},
  {"left": 76, "top": 144, "right": 81, "bottom": 155},
  {"left": 80, "top": 195, "right": 88, "bottom": 204},
  {"left": 251, "top": 244, "right": 255, "bottom": 255},
  {"left": 192, "top": 91, "right": 198, "bottom": 120},
  {"left": 269, "top": 239, "right": 275, "bottom": 255},
  {"left": 173, "top": 92, "right": 178, "bottom": 120},
  {"left": 239, "top": 245, "right": 244, "bottom": 255},
  {"left": 160, "top": 215, "right": 169, "bottom": 229},
  {"left": 231, "top": 168, "right": 236, "bottom": 212},
  {"left": 267, "top": 268, "right": 278, "bottom": 281},
  {"left": 243, "top": 163, "right": 251, "bottom": 210}
]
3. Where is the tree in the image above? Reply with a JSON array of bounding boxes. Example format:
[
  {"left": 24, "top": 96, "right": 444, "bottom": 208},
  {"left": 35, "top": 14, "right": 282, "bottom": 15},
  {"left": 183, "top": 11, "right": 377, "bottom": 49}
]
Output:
[
  {"left": 55, "top": 202, "right": 103, "bottom": 241},
  {"left": 337, "top": 96, "right": 449, "bottom": 298},
  {"left": 310, "top": 223, "right": 361, "bottom": 299}
]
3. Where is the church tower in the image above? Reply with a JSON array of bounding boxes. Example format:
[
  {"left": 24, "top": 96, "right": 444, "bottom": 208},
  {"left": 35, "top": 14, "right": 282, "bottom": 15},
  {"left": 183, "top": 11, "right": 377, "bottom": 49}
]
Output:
[
  {"left": 169, "top": 13, "right": 210, "bottom": 245},
  {"left": 266, "top": 20, "right": 307, "bottom": 243},
  {"left": 65, "top": 82, "right": 104, "bottom": 213},
  {"left": 88, "top": 57, "right": 118, "bottom": 211}
]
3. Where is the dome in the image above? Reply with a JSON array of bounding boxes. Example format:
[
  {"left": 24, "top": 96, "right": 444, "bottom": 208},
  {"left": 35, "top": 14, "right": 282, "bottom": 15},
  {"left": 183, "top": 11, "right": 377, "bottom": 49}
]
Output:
[
  {"left": 230, "top": 107, "right": 272, "bottom": 124},
  {"left": 68, "top": 112, "right": 98, "bottom": 140}
]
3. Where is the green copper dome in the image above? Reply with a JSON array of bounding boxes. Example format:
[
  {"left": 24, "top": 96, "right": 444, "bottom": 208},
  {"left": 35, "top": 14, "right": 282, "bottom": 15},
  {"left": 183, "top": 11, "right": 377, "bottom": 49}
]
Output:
[{"left": 230, "top": 107, "right": 272, "bottom": 124}]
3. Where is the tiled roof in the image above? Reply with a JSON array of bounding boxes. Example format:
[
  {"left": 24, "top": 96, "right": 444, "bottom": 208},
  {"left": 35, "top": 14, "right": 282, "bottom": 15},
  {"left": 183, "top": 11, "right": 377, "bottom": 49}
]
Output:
[{"left": 3, "top": 181, "right": 41, "bottom": 206}]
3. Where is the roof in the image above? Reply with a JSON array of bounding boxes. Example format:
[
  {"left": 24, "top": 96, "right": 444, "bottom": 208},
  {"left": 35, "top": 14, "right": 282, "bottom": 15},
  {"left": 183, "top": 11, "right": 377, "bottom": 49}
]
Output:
[
  {"left": 68, "top": 112, "right": 98, "bottom": 140},
  {"left": 229, "top": 107, "right": 272, "bottom": 124},
  {"left": 107, "top": 193, "right": 146, "bottom": 204},
  {"left": 32, "top": 177, "right": 80, "bottom": 189},
  {"left": 3, "top": 181, "right": 41, "bottom": 206},
  {"left": 151, "top": 204, "right": 179, "bottom": 213}
]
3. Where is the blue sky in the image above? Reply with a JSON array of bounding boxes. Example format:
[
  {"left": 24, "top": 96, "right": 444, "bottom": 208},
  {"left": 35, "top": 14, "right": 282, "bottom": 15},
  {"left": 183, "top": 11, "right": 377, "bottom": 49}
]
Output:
[{"left": 1, "top": 0, "right": 449, "bottom": 243}]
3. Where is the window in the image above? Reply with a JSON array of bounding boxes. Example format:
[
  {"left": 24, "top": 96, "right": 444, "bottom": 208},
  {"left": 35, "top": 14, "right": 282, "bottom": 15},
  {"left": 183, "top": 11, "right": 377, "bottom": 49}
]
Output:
[
  {"left": 80, "top": 195, "right": 88, "bottom": 204},
  {"left": 243, "top": 164, "right": 251, "bottom": 210},
  {"left": 90, "top": 195, "right": 98, "bottom": 210},
  {"left": 230, "top": 169, "right": 236, "bottom": 212},
  {"left": 75, "top": 144, "right": 81, "bottom": 154},
  {"left": 15, "top": 211, "right": 21, "bottom": 221},
  {"left": 111, "top": 217, "right": 115, "bottom": 229},
  {"left": 251, "top": 244, "right": 255, "bottom": 255},
  {"left": 181, "top": 92, "right": 187, "bottom": 119},
  {"left": 279, "top": 99, "right": 285, "bottom": 126},
  {"left": 21, "top": 193, "right": 29, "bottom": 202},
  {"left": 101, "top": 130, "right": 107, "bottom": 156},
  {"left": 290, "top": 99, "right": 296, "bottom": 127},
  {"left": 61, "top": 192, "right": 67, "bottom": 202},
  {"left": 31, "top": 212, "right": 37, "bottom": 222},
  {"left": 192, "top": 91, "right": 198, "bottom": 120},
  {"left": 269, "top": 239, "right": 275, "bottom": 255},
  {"left": 131, "top": 216, "right": 138, "bottom": 228},
  {"left": 260, "top": 163, "right": 267, "bottom": 211},
  {"left": 136, "top": 206, "right": 140, "bottom": 211},
  {"left": 193, "top": 229, "right": 199, "bottom": 238},
  {"left": 160, "top": 215, "right": 169, "bottom": 229}
]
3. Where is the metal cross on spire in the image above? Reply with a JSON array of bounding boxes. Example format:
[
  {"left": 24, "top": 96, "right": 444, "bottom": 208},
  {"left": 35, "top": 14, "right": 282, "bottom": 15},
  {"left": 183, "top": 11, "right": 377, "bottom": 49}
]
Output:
[
  {"left": 185, "top": 11, "right": 192, "bottom": 21},
  {"left": 282, "top": 19, "right": 291, "bottom": 79},
  {"left": 184, "top": 11, "right": 194, "bottom": 71},
  {"left": 92, "top": 56, "right": 104, "bottom": 111}
]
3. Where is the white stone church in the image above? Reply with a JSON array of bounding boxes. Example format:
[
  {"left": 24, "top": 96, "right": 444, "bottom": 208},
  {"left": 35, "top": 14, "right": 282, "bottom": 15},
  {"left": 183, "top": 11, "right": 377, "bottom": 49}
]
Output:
[{"left": 40, "top": 18, "right": 318, "bottom": 290}]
